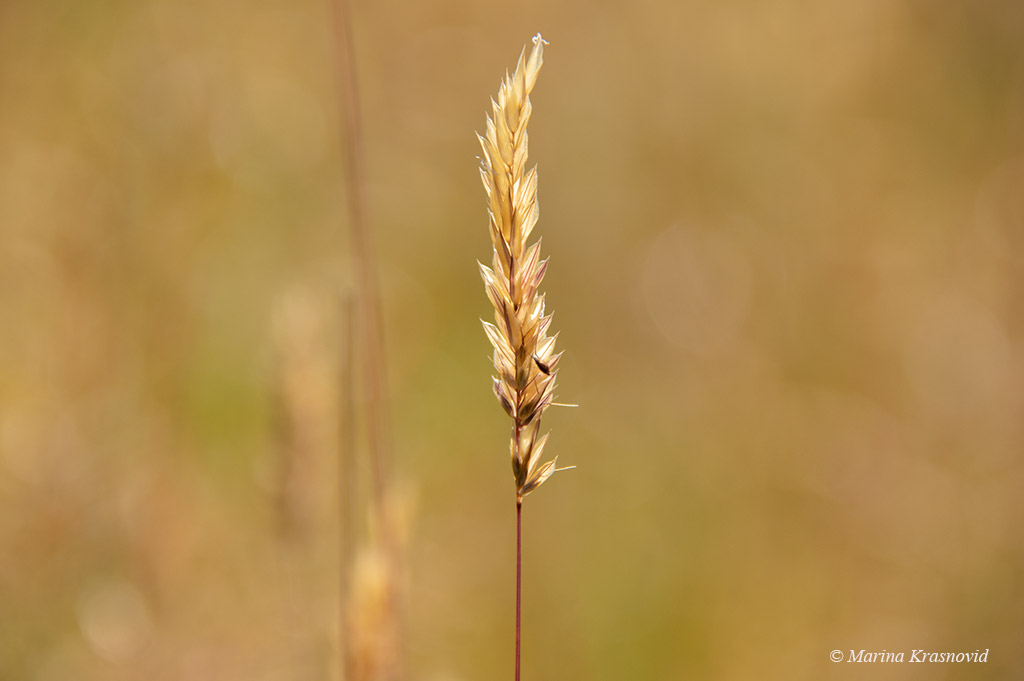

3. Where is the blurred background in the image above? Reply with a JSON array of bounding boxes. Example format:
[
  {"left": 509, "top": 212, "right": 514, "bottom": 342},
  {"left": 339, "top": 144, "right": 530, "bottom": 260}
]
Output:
[{"left": 2, "top": 0, "right": 1024, "bottom": 679}]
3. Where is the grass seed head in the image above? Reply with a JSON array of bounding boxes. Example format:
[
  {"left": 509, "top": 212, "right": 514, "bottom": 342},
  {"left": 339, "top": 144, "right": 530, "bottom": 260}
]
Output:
[{"left": 478, "top": 34, "right": 565, "bottom": 501}]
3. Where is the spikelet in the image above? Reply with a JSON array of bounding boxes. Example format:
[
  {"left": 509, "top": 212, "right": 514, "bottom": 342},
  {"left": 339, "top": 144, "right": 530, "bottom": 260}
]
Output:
[{"left": 478, "top": 34, "right": 565, "bottom": 501}]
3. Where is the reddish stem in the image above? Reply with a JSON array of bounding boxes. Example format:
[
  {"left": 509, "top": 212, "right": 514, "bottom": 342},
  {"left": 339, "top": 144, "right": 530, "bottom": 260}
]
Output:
[{"left": 516, "top": 499, "right": 522, "bottom": 681}]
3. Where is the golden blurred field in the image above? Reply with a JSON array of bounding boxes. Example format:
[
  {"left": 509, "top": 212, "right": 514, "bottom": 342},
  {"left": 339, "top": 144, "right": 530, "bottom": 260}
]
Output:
[{"left": 2, "top": 0, "right": 1023, "bottom": 679}]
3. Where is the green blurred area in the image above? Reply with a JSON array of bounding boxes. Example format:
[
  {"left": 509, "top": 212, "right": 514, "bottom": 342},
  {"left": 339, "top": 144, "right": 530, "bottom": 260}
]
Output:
[{"left": 2, "top": 0, "right": 1024, "bottom": 679}]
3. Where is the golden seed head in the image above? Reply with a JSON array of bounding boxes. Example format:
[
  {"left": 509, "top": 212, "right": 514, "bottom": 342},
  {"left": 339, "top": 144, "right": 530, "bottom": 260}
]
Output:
[{"left": 478, "top": 34, "right": 564, "bottom": 500}]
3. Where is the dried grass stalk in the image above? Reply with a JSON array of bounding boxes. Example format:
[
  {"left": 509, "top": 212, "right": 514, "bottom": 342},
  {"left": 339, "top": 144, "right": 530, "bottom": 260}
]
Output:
[{"left": 478, "top": 33, "right": 565, "bottom": 502}]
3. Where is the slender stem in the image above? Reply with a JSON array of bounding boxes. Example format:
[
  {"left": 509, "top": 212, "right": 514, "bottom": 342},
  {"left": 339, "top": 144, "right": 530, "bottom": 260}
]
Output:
[
  {"left": 516, "top": 498, "right": 522, "bottom": 681},
  {"left": 339, "top": 291, "right": 355, "bottom": 672},
  {"left": 332, "top": 0, "right": 390, "bottom": 517}
]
